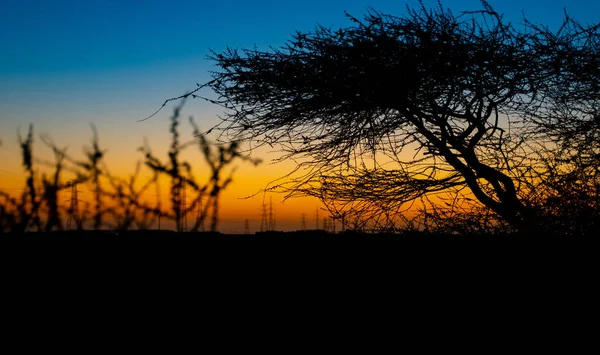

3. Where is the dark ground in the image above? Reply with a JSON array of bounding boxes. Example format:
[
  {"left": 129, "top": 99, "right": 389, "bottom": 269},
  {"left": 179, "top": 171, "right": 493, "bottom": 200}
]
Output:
[
  {"left": 3, "top": 229, "right": 592, "bottom": 276},
  {"left": 0, "top": 229, "right": 577, "bottom": 240}
]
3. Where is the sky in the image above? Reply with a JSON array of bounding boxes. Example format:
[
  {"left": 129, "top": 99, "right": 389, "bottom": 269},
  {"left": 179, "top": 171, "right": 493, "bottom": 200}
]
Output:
[{"left": 1, "top": 0, "right": 598, "bottom": 232}]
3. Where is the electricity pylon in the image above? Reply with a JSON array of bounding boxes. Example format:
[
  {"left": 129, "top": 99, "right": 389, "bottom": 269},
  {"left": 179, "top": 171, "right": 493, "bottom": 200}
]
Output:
[{"left": 260, "top": 203, "right": 268, "bottom": 232}]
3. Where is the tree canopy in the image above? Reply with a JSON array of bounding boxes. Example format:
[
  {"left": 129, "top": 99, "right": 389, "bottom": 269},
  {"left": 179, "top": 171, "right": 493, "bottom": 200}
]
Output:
[{"left": 193, "top": 0, "right": 599, "bottom": 234}]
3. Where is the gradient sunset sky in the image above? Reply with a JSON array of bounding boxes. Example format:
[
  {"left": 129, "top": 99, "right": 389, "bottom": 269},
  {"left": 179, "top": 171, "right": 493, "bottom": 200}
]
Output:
[{"left": 1, "top": 0, "right": 598, "bottom": 232}]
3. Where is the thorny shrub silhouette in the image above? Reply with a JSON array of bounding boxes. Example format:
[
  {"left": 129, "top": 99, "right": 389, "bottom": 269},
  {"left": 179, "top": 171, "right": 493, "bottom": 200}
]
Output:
[
  {"left": 166, "top": 0, "right": 599, "bottom": 236},
  {"left": 0, "top": 101, "right": 260, "bottom": 233}
]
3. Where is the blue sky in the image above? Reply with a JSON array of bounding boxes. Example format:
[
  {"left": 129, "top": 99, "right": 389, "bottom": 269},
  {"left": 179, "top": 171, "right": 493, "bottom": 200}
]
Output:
[
  {"left": 1, "top": 0, "right": 598, "bottom": 156},
  {"left": 1, "top": 0, "right": 597, "bottom": 129},
  {"left": 0, "top": 0, "right": 598, "bottom": 231},
  {"left": 2, "top": 0, "right": 598, "bottom": 76}
]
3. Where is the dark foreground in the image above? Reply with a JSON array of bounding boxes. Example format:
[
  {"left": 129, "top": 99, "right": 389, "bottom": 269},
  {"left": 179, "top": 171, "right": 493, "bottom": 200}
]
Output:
[
  {"left": 0, "top": 229, "right": 583, "bottom": 241},
  {"left": 4, "top": 229, "right": 593, "bottom": 272}
]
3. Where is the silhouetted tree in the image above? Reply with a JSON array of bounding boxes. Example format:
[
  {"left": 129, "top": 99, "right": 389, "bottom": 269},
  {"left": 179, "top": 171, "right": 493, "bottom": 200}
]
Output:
[{"left": 198, "top": 0, "right": 599, "bottom": 233}]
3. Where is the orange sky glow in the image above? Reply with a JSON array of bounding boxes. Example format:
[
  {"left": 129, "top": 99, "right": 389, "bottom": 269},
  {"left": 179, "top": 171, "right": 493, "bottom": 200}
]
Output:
[
  {"left": 3, "top": 0, "right": 593, "bottom": 233},
  {"left": 0, "top": 125, "right": 331, "bottom": 233}
]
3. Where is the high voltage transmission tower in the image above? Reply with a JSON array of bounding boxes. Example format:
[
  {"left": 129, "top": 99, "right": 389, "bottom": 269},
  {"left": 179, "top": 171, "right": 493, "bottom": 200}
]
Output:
[
  {"left": 301, "top": 213, "right": 307, "bottom": 231},
  {"left": 260, "top": 196, "right": 276, "bottom": 232},
  {"left": 260, "top": 202, "right": 268, "bottom": 232}
]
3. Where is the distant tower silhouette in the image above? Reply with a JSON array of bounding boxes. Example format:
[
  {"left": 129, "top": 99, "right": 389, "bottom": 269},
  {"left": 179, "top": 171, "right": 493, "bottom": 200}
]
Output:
[
  {"left": 244, "top": 219, "right": 250, "bottom": 235},
  {"left": 315, "top": 207, "right": 320, "bottom": 229},
  {"left": 323, "top": 217, "right": 329, "bottom": 233},
  {"left": 260, "top": 203, "right": 268, "bottom": 232},
  {"left": 301, "top": 213, "right": 307, "bottom": 231},
  {"left": 66, "top": 181, "right": 80, "bottom": 230}
]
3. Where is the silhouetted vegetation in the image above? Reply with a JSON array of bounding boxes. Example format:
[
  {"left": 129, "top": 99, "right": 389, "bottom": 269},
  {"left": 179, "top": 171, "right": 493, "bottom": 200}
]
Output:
[
  {"left": 2, "top": 1, "right": 598, "bottom": 238},
  {"left": 0, "top": 102, "right": 260, "bottom": 234},
  {"left": 170, "top": 0, "right": 598, "bottom": 237},
  {"left": 139, "top": 98, "right": 261, "bottom": 232}
]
